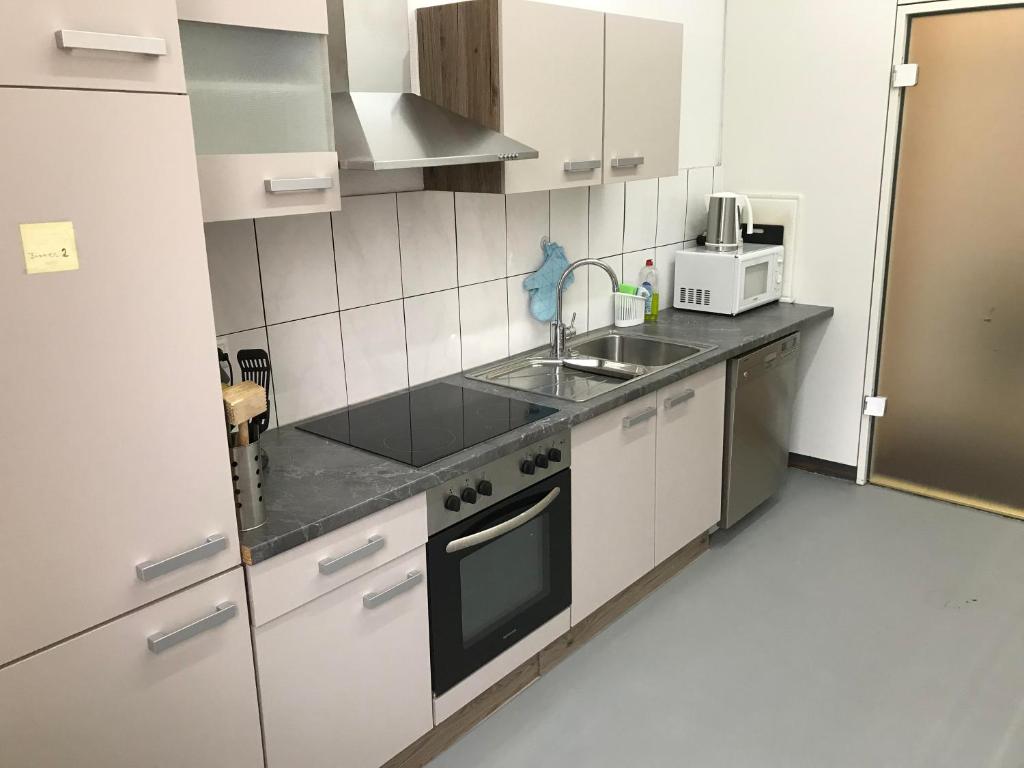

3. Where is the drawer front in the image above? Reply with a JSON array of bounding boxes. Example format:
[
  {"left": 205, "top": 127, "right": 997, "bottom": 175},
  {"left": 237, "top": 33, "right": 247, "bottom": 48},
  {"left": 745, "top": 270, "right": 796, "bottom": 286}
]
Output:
[
  {"left": 256, "top": 547, "right": 433, "bottom": 768},
  {"left": 0, "top": 569, "right": 263, "bottom": 768},
  {"left": 196, "top": 152, "right": 341, "bottom": 222},
  {"left": 247, "top": 493, "right": 428, "bottom": 626},
  {"left": 0, "top": 0, "right": 185, "bottom": 92},
  {"left": 177, "top": 0, "right": 328, "bottom": 34}
]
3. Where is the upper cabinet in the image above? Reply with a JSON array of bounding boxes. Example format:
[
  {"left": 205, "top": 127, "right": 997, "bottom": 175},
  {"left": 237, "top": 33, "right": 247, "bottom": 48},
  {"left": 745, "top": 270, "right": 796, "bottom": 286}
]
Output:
[
  {"left": 416, "top": 0, "right": 682, "bottom": 194},
  {"left": 177, "top": 1, "right": 340, "bottom": 222}
]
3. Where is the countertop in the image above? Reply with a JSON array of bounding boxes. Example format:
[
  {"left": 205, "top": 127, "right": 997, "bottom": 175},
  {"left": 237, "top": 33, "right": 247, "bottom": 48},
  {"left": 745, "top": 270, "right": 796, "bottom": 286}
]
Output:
[{"left": 240, "top": 302, "right": 833, "bottom": 564}]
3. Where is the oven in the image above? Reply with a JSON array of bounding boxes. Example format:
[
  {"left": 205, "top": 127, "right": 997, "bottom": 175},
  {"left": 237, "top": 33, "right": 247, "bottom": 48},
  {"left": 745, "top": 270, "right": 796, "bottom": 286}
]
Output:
[{"left": 426, "top": 436, "right": 571, "bottom": 696}]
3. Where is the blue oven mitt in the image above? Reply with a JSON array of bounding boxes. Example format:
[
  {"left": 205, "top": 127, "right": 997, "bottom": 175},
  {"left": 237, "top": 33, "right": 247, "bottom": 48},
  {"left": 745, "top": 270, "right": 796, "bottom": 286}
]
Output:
[{"left": 523, "top": 240, "right": 573, "bottom": 323}]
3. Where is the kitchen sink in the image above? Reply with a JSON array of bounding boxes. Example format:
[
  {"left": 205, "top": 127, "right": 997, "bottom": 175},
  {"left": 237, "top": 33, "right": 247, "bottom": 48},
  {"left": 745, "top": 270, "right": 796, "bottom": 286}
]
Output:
[{"left": 569, "top": 333, "right": 706, "bottom": 368}]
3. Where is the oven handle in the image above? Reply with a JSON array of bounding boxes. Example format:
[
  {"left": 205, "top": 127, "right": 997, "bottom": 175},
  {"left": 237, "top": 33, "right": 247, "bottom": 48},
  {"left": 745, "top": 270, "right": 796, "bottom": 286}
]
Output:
[{"left": 445, "top": 487, "right": 561, "bottom": 554}]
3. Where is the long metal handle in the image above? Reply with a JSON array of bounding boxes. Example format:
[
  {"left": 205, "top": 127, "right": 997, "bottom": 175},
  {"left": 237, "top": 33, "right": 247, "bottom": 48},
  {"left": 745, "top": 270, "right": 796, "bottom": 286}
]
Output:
[
  {"left": 147, "top": 602, "right": 238, "bottom": 654},
  {"left": 318, "top": 535, "right": 386, "bottom": 575},
  {"left": 664, "top": 388, "right": 696, "bottom": 411},
  {"left": 622, "top": 406, "right": 657, "bottom": 429},
  {"left": 55, "top": 30, "right": 168, "bottom": 56},
  {"left": 136, "top": 535, "right": 228, "bottom": 582},
  {"left": 446, "top": 487, "right": 561, "bottom": 554},
  {"left": 611, "top": 156, "right": 645, "bottom": 169},
  {"left": 362, "top": 570, "right": 423, "bottom": 609},
  {"left": 563, "top": 159, "right": 602, "bottom": 173},
  {"left": 264, "top": 177, "right": 334, "bottom": 193}
]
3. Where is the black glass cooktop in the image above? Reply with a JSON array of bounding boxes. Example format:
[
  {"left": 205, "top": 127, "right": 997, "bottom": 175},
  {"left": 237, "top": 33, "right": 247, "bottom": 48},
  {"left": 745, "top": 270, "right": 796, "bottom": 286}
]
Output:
[{"left": 296, "top": 382, "right": 558, "bottom": 468}]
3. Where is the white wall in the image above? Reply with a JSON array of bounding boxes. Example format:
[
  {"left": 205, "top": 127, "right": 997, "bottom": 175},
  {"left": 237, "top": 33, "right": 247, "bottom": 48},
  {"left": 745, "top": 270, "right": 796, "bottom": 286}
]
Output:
[{"left": 719, "top": 0, "right": 896, "bottom": 466}]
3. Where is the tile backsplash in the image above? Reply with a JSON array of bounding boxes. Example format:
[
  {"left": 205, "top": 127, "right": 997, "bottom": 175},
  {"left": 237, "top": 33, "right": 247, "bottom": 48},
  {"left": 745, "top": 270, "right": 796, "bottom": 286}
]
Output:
[{"left": 210, "top": 168, "right": 716, "bottom": 427}]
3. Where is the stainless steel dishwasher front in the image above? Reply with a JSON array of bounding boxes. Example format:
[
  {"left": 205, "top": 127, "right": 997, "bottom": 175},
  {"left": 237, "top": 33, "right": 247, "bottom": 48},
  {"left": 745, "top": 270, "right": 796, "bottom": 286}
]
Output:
[{"left": 722, "top": 333, "right": 801, "bottom": 528}]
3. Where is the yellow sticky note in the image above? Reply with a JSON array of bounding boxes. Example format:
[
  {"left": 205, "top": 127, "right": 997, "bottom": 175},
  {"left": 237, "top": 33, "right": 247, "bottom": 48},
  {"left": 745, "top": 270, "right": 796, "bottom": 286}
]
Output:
[{"left": 20, "top": 221, "right": 79, "bottom": 275}]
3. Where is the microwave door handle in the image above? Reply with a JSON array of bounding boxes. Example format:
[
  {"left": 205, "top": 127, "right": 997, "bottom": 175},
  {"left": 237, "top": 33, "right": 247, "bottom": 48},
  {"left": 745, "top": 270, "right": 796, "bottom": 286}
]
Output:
[
  {"left": 445, "top": 487, "right": 561, "bottom": 554},
  {"left": 738, "top": 194, "right": 755, "bottom": 235}
]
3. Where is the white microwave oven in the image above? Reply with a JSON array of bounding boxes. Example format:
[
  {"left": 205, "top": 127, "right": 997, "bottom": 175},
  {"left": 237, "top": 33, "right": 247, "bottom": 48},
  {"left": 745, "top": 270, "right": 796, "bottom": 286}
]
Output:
[{"left": 673, "top": 243, "right": 784, "bottom": 315}]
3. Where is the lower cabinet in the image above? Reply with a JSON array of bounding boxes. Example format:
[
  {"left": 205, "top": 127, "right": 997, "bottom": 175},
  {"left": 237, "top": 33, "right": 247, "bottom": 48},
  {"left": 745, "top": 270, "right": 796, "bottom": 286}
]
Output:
[
  {"left": 0, "top": 568, "right": 263, "bottom": 768},
  {"left": 255, "top": 546, "right": 433, "bottom": 768}
]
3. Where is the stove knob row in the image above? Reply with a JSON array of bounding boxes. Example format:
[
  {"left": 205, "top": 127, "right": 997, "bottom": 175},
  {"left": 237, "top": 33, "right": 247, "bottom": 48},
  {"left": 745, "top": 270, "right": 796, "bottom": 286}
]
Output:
[
  {"left": 443, "top": 494, "right": 461, "bottom": 513},
  {"left": 520, "top": 458, "right": 535, "bottom": 475},
  {"left": 476, "top": 479, "right": 493, "bottom": 497},
  {"left": 548, "top": 447, "right": 562, "bottom": 463},
  {"left": 461, "top": 486, "right": 478, "bottom": 504},
  {"left": 534, "top": 453, "right": 549, "bottom": 469}
]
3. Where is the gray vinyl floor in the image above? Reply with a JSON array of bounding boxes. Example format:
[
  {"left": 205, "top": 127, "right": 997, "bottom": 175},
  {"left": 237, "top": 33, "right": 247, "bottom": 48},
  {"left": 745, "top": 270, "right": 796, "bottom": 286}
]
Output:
[{"left": 429, "top": 470, "right": 1024, "bottom": 768}]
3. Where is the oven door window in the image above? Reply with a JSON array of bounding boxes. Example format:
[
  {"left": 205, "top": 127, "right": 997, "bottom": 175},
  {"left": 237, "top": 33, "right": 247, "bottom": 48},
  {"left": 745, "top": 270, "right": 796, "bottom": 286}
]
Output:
[{"left": 743, "top": 260, "right": 770, "bottom": 300}]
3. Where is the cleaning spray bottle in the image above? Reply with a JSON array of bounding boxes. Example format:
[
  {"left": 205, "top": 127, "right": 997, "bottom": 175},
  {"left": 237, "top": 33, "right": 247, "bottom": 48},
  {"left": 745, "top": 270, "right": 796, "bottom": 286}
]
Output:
[{"left": 638, "top": 259, "right": 659, "bottom": 323}]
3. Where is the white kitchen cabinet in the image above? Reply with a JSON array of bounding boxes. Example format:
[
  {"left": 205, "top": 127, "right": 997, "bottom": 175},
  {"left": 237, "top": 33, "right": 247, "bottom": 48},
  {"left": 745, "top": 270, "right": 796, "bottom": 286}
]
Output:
[
  {"left": 0, "top": 0, "right": 186, "bottom": 93},
  {"left": 0, "top": 87, "right": 240, "bottom": 666},
  {"left": 0, "top": 569, "right": 263, "bottom": 768},
  {"left": 255, "top": 546, "right": 433, "bottom": 768},
  {"left": 655, "top": 363, "right": 727, "bottom": 564},
  {"left": 571, "top": 394, "right": 658, "bottom": 625},
  {"left": 603, "top": 12, "right": 684, "bottom": 182}
]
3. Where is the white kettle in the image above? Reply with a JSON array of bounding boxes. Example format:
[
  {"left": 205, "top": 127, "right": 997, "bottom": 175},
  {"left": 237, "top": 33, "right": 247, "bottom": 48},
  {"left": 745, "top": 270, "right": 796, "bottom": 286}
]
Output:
[{"left": 704, "top": 192, "right": 754, "bottom": 251}]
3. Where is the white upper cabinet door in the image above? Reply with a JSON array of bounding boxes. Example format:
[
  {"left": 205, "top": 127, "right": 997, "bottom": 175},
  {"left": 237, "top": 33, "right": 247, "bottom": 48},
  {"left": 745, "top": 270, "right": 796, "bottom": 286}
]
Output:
[
  {"left": 571, "top": 394, "right": 658, "bottom": 625},
  {"left": 603, "top": 13, "right": 683, "bottom": 183},
  {"left": 177, "top": 0, "right": 328, "bottom": 34},
  {"left": 0, "top": 569, "right": 263, "bottom": 768},
  {"left": 655, "top": 363, "right": 726, "bottom": 564},
  {"left": 0, "top": 0, "right": 185, "bottom": 92},
  {"left": 0, "top": 88, "right": 239, "bottom": 665},
  {"left": 501, "top": 0, "right": 605, "bottom": 194}
]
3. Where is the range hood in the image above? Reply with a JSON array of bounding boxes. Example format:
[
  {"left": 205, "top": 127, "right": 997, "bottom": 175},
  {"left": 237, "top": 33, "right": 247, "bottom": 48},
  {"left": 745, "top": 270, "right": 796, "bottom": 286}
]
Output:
[{"left": 328, "top": 0, "right": 537, "bottom": 171}]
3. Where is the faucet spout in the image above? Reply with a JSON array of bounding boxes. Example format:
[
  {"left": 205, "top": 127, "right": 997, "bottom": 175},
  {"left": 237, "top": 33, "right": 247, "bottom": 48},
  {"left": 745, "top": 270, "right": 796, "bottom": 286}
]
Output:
[{"left": 551, "top": 259, "right": 620, "bottom": 357}]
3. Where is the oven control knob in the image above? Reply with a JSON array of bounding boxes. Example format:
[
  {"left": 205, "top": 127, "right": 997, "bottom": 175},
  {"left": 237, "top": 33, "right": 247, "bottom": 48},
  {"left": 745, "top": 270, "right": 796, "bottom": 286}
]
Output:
[
  {"left": 461, "top": 487, "right": 478, "bottom": 504},
  {"left": 476, "top": 480, "right": 493, "bottom": 497},
  {"left": 520, "top": 459, "right": 536, "bottom": 475},
  {"left": 444, "top": 494, "right": 461, "bottom": 513},
  {"left": 534, "top": 453, "right": 549, "bottom": 469},
  {"left": 547, "top": 447, "right": 562, "bottom": 463}
]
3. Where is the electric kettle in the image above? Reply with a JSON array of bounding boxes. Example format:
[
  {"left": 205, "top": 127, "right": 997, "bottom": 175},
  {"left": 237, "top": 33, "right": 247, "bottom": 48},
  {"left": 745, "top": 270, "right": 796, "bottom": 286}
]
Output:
[{"left": 705, "top": 192, "right": 754, "bottom": 251}]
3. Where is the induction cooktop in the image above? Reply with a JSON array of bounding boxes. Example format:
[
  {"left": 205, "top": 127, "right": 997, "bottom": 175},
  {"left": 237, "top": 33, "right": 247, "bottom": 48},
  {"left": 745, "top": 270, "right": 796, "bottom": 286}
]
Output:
[{"left": 296, "top": 382, "right": 558, "bottom": 468}]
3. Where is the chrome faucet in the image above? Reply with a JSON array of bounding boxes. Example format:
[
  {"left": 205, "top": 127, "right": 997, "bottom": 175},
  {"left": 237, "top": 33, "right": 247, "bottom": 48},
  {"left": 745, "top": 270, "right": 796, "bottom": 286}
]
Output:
[{"left": 551, "top": 259, "right": 620, "bottom": 357}]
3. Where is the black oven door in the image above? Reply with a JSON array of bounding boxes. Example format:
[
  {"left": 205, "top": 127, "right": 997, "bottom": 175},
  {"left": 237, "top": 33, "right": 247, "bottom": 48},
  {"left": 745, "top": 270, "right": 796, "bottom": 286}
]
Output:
[{"left": 428, "top": 469, "right": 571, "bottom": 696}]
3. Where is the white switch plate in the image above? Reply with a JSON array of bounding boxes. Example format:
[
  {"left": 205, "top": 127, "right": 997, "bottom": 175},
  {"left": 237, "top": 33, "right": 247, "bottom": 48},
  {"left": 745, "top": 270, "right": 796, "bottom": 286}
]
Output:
[
  {"left": 864, "top": 396, "right": 888, "bottom": 417},
  {"left": 892, "top": 63, "right": 919, "bottom": 88}
]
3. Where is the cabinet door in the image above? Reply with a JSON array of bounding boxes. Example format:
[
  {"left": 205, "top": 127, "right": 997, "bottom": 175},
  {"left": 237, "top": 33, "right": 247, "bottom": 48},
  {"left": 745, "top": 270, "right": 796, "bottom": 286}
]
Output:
[
  {"left": 0, "top": 0, "right": 185, "bottom": 93},
  {"left": 655, "top": 364, "right": 726, "bottom": 564},
  {"left": 571, "top": 394, "right": 657, "bottom": 625},
  {"left": 256, "top": 547, "right": 433, "bottom": 768},
  {"left": 0, "top": 88, "right": 238, "bottom": 665},
  {"left": 501, "top": 0, "right": 605, "bottom": 194},
  {"left": 0, "top": 569, "right": 263, "bottom": 768},
  {"left": 603, "top": 13, "right": 683, "bottom": 182}
]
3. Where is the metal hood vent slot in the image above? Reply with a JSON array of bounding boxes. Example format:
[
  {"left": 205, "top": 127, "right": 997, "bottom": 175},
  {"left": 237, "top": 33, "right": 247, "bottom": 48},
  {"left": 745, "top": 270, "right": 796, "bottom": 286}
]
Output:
[{"left": 333, "top": 92, "right": 538, "bottom": 171}]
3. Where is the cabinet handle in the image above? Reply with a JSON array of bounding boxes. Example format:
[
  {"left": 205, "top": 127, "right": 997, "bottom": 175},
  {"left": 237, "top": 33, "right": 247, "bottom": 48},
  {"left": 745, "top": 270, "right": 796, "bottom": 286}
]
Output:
[
  {"left": 611, "top": 156, "right": 645, "bottom": 169},
  {"left": 55, "top": 30, "right": 168, "bottom": 56},
  {"left": 264, "top": 177, "right": 334, "bottom": 193},
  {"left": 136, "top": 535, "right": 228, "bottom": 582},
  {"left": 664, "top": 388, "right": 696, "bottom": 411},
  {"left": 147, "top": 602, "right": 238, "bottom": 654},
  {"left": 622, "top": 406, "right": 657, "bottom": 429},
  {"left": 363, "top": 570, "right": 424, "bottom": 609},
  {"left": 563, "top": 160, "right": 601, "bottom": 173},
  {"left": 446, "top": 487, "right": 561, "bottom": 554},
  {"left": 318, "top": 535, "right": 386, "bottom": 575}
]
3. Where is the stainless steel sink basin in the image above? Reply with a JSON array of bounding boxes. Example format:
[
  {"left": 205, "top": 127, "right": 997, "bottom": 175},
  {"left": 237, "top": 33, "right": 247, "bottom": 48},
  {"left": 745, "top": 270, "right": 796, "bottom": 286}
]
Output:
[{"left": 569, "top": 333, "right": 706, "bottom": 368}]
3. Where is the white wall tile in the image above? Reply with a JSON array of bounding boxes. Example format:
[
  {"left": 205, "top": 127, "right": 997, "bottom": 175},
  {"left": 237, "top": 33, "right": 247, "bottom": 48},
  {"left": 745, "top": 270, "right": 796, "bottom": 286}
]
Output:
[
  {"left": 341, "top": 300, "right": 409, "bottom": 403},
  {"left": 267, "top": 314, "right": 347, "bottom": 425},
  {"left": 216, "top": 327, "right": 277, "bottom": 428},
  {"left": 656, "top": 176, "right": 687, "bottom": 246},
  {"left": 507, "top": 276, "right": 549, "bottom": 355},
  {"left": 550, "top": 187, "right": 589, "bottom": 262},
  {"left": 256, "top": 213, "right": 339, "bottom": 325},
  {"left": 712, "top": 165, "right": 725, "bottom": 193},
  {"left": 455, "top": 193, "right": 506, "bottom": 286},
  {"left": 459, "top": 280, "right": 509, "bottom": 370},
  {"left": 655, "top": 245, "right": 679, "bottom": 309},
  {"left": 506, "top": 191, "right": 549, "bottom": 276},
  {"left": 623, "top": 179, "right": 658, "bottom": 253},
  {"left": 685, "top": 167, "right": 715, "bottom": 240},
  {"left": 404, "top": 289, "right": 462, "bottom": 385},
  {"left": 333, "top": 194, "right": 403, "bottom": 309},
  {"left": 587, "top": 255, "right": 623, "bottom": 331},
  {"left": 205, "top": 220, "right": 265, "bottom": 336},
  {"left": 397, "top": 191, "right": 458, "bottom": 296},
  {"left": 589, "top": 183, "right": 625, "bottom": 259}
]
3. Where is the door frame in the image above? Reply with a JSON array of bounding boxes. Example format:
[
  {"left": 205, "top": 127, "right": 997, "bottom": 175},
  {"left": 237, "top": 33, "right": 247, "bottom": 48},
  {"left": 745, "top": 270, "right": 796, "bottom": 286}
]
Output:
[{"left": 856, "top": 0, "right": 1024, "bottom": 484}]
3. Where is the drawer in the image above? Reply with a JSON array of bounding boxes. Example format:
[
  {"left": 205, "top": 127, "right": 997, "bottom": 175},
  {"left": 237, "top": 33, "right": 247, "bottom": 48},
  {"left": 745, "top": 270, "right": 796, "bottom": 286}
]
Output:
[
  {"left": 177, "top": 0, "right": 328, "bottom": 34},
  {"left": 0, "top": 0, "right": 185, "bottom": 93},
  {"left": 247, "top": 493, "right": 428, "bottom": 626},
  {"left": 0, "top": 568, "right": 263, "bottom": 768},
  {"left": 196, "top": 152, "right": 341, "bottom": 222}
]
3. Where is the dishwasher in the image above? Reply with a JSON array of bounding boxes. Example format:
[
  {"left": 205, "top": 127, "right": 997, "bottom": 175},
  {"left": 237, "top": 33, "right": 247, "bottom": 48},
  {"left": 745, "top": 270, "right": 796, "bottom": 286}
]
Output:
[{"left": 721, "top": 332, "right": 801, "bottom": 528}]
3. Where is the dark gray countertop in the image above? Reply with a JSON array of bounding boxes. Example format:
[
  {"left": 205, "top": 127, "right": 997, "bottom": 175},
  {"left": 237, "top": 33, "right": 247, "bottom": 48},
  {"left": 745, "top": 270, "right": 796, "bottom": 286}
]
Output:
[{"left": 240, "top": 302, "right": 833, "bottom": 564}]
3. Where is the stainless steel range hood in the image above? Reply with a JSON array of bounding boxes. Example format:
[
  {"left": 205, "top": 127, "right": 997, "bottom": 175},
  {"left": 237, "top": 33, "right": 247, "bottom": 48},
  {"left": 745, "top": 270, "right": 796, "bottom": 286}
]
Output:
[{"left": 328, "top": 0, "right": 537, "bottom": 171}]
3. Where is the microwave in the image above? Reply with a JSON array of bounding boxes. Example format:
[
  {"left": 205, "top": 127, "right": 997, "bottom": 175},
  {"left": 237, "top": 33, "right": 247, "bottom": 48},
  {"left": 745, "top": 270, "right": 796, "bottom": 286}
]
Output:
[{"left": 673, "top": 243, "right": 784, "bottom": 315}]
